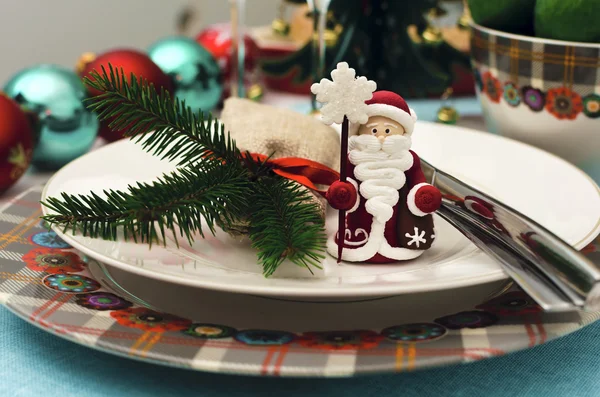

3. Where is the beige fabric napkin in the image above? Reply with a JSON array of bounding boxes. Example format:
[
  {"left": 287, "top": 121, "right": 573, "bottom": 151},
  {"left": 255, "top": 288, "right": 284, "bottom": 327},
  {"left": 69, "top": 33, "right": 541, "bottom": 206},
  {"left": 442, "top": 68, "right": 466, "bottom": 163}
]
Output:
[
  {"left": 219, "top": 98, "right": 340, "bottom": 236},
  {"left": 221, "top": 98, "right": 340, "bottom": 169}
]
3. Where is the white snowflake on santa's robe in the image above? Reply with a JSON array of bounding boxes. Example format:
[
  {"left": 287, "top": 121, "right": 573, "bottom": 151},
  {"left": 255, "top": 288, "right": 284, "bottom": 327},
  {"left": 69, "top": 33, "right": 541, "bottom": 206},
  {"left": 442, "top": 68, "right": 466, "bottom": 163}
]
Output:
[
  {"left": 405, "top": 227, "right": 427, "bottom": 248},
  {"left": 311, "top": 62, "right": 377, "bottom": 125}
]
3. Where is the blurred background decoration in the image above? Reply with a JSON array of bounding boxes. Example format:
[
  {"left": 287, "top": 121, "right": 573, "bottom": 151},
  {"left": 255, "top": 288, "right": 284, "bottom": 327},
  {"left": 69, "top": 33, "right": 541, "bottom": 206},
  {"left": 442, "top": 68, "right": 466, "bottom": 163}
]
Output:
[
  {"left": 256, "top": 0, "right": 474, "bottom": 99},
  {"left": 196, "top": 24, "right": 265, "bottom": 102},
  {"left": 78, "top": 49, "right": 174, "bottom": 142},
  {"left": 0, "top": 94, "right": 34, "bottom": 191},
  {"left": 3, "top": 64, "right": 98, "bottom": 170},
  {"left": 148, "top": 36, "right": 223, "bottom": 113},
  {"left": 0, "top": 0, "right": 598, "bottom": 185}
]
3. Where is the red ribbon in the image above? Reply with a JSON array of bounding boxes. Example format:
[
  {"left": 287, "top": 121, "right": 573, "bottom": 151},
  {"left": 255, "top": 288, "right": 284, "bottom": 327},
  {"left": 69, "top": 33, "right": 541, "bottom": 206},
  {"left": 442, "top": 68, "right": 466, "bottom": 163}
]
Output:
[{"left": 245, "top": 153, "right": 340, "bottom": 198}]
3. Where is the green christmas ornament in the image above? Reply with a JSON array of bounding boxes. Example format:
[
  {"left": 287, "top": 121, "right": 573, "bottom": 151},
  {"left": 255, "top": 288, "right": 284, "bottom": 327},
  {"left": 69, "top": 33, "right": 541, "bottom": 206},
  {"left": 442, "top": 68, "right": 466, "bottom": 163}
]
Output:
[
  {"left": 3, "top": 64, "right": 99, "bottom": 170},
  {"left": 535, "top": 0, "right": 600, "bottom": 43},
  {"left": 467, "top": 0, "right": 536, "bottom": 35},
  {"left": 148, "top": 36, "right": 222, "bottom": 112}
]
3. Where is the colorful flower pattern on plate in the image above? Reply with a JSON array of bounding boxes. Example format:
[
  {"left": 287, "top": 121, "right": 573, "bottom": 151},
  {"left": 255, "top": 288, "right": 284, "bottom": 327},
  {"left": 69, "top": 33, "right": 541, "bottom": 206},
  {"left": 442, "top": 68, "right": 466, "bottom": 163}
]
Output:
[
  {"left": 184, "top": 323, "right": 237, "bottom": 339},
  {"left": 381, "top": 323, "right": 447, "bottom": 342},
  {"left": 75, "top": 292, "right": 133, "bottom": 311},
  {"left": 42, "top": 274, "right": 100, "bottom": 293},
  {"left": 298, "top": 330, "right": 383, "bottom": 350},
  {"left": 235, "top": 330, "right": 296, "bottom": 346},
  {"left": 476, "top": 291, "right": 542, "bottom": 316},
  {"left": 110, "top": 307, "right": 192, "bottom": 332},
  {"left": 24, "top": 248, "right": 84, "bottom": 274},
  {"left": 434, "top": 310, "right": 498, "bottom": 330},
  {"left": 29, "top": 231, "right": 71, "bottom": 249}
]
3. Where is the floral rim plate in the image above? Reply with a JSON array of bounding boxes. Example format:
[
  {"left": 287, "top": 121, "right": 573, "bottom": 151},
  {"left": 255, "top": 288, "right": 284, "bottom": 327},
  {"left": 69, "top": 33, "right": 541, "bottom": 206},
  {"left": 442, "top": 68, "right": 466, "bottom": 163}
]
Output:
[
  {"left": 40, "top": 121, "right": 600, "bottom": 298},
  {"left": 2, "top": 187, "right": 600, "bottom": 376}
]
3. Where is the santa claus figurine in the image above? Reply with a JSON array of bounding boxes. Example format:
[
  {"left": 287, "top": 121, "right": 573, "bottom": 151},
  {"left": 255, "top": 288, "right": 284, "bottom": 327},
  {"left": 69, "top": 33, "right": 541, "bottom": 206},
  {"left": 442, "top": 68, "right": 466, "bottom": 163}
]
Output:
[{"left": 325, "top": 91, "right": 442, "bottom": 263}]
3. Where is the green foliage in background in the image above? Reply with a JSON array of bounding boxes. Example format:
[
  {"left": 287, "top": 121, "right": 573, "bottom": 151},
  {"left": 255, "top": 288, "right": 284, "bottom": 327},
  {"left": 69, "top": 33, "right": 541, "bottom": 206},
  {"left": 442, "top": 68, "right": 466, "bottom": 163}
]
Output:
[{"left": 262, "top": 0, "right": 470, "bottom": 98}]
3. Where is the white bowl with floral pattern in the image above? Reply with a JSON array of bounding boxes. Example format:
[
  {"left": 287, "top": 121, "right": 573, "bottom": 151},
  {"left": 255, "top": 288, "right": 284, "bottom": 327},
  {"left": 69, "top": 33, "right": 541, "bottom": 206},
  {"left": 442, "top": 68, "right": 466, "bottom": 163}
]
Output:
[{"left": 470, "top": 22, "right": 600, "bottom": 181}]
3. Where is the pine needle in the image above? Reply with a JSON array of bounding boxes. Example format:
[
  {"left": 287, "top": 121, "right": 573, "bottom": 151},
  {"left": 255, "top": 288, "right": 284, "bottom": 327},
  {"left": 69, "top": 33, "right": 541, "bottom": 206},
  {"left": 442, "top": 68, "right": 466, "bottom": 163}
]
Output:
[
  {"left": 84, "top": 64, "right": 239, "bottom": 165},
  {"left": 248, "top": 178, "right": 326, "bottom": 277},
  {"left": 41, "top": 63, "right": 329, "bottom": 277}
]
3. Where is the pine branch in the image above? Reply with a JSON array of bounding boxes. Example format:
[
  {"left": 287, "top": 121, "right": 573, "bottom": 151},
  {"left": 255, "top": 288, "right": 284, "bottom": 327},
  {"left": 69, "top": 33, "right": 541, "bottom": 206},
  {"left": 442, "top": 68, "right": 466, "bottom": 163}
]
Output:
[
  {"left": 42, "top": 162, "right": 251, "bottom": 245},
  {"left": 84, "top": 64, "right": 240, "bottom": 165},
  {"left": 42, "top": 63, "right": 330, "bottom": 277},
  {"left": 247, "top": 178, "right": 326, "bottom": 277}
]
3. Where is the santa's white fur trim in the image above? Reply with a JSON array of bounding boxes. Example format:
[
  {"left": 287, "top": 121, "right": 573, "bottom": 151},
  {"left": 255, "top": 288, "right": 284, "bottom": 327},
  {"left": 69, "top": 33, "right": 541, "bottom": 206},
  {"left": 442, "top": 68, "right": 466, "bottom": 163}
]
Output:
[
  {"left": 365, "top": 104, "right": 417, "bottom": 135},
  {"left": 327, "top": 221, "right": 383, "bottom": 262},
  {"left": 348, "top": 106, "right": 417, "bottom": 136},
  {"left": 347, "top": 178, "right": 360, "bottom": 213},
  {"left": 407, "top": 183, "right": 430, "bottom": 217},
  {"left": 379, "top": 240, "right": 424, "bottom": 261}
]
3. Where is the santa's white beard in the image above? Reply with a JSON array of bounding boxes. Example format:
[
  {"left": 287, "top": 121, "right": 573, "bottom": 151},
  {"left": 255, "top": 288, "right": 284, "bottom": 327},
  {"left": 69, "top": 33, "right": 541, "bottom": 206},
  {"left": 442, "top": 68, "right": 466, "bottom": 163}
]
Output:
[{"left": 348, "top": 135, "right": 414, "bottom": 223}]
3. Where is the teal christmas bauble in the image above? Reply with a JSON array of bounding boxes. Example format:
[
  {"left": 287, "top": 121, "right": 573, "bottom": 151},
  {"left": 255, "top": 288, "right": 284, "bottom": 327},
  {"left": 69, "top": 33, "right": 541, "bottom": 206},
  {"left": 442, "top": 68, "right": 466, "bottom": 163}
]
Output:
[
  {"left": 3, "top": 64, "right": 98, "bottom": 170},
  {"left": 148, "top": 36, "right": 222, "bottom": 112}
]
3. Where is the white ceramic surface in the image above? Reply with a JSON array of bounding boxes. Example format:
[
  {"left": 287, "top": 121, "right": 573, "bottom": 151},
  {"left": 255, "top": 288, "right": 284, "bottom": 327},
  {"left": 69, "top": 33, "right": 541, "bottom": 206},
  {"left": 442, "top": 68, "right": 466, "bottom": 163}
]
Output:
[{"left": 42, "top": 121, "right": 600, "bottom": 298}]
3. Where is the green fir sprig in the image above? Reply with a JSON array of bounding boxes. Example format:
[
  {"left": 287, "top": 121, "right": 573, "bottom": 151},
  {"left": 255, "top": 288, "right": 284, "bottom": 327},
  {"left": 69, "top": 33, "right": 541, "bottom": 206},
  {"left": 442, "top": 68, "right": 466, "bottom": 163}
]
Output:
[
  {"left": 248, "top": 178, "right": 326, "bottom": 277},
  {"left": 42, "top": 162, "right": 251, "bottom": 246},
  {"left": 41, "top": 65, "right": 326, "bottom": 276},
  {"left": 85, "top": 64, "right": 239, "bottom": 165}
]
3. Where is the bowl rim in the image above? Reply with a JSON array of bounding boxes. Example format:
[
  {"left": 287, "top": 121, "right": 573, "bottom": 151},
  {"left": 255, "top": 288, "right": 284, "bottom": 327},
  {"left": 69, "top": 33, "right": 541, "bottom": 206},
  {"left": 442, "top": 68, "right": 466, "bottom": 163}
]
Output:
[{"left": 469, "top": 21, "right": 600, "bottom": 49}]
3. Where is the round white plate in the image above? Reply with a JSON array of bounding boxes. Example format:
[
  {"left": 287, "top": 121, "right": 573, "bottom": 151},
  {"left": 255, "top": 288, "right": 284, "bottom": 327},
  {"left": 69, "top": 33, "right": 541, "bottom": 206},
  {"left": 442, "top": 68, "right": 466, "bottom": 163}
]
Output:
[{"left": 42, "top": 121, "right": 600, "bottom": 298}]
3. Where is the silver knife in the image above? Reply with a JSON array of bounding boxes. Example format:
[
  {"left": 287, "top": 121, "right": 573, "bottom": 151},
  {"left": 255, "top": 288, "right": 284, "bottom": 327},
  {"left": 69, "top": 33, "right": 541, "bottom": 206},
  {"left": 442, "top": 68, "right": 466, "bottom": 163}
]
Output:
[{"left": 421, "top": 159, "right": 600, "bottom": 312}]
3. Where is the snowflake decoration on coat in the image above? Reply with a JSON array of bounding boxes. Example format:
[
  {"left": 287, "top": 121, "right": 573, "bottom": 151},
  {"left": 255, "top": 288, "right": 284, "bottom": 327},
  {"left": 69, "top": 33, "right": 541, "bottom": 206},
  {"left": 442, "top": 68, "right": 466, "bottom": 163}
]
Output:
[
  {"left": 311, "top": 62, "right": 377, "bottom": 125},
  {"left": 405, "top": 227, "right": 427, "bottom": 248}
]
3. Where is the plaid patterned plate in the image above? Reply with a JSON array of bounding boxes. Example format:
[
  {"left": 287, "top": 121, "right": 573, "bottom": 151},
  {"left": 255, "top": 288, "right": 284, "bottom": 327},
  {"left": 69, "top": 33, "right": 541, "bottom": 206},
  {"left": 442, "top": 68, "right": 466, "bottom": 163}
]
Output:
[{"left": 1, "top": 186, "right": 600, "bottom": 377}]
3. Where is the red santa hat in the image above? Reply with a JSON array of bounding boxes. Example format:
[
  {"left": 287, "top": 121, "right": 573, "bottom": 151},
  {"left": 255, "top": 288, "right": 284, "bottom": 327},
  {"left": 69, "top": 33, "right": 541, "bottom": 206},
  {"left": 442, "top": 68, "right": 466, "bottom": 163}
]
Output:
[{"left": 350, "top": 91, "right": 418, "bottom": 135}]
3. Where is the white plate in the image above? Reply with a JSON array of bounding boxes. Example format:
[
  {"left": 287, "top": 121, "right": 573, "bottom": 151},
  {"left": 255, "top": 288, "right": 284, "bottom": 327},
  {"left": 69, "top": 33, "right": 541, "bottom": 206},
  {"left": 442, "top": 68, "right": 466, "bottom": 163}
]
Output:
[{"left": 42, "top": 121, "right": 600, "bottom": 298}]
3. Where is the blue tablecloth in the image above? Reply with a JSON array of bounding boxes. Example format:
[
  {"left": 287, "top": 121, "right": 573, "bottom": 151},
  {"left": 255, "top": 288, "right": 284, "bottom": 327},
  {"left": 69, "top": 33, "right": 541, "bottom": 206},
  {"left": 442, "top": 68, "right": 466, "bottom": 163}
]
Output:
[{"left": 2, "top": 96, "right": 599, "bottom": 397}]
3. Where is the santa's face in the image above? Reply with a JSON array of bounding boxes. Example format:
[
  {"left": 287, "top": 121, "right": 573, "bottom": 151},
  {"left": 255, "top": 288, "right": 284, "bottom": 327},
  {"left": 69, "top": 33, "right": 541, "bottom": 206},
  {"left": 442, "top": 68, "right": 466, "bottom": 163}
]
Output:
[{"left": 357, "top": 115, "right": 406, "bottom": 142}]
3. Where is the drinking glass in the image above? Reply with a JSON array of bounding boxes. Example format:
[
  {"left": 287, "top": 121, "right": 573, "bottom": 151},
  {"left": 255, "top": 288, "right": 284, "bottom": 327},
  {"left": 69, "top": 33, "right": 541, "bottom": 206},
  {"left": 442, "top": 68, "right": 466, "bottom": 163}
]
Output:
[
  {"left": 229, "top": 0, "right": 247, "bottom": 98},
  {"left": 306, "top": 0, "right": 332, "bottom": 111}
]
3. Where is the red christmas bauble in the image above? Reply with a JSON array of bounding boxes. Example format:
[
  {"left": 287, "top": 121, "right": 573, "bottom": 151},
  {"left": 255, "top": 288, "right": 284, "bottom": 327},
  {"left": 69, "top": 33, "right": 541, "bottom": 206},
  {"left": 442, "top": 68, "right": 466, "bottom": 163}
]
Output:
[
  {"left": 0, "top": 94, "right": 34, "bottom": 193},
  {"left": 196, "top": 23, "right": 260, "bottom": 74},
  {"left": 78, "top": 49, "right": 174, "bottom": 142},
  {"left": 196, "top": 24, "right": 263, "bottom": 101}
]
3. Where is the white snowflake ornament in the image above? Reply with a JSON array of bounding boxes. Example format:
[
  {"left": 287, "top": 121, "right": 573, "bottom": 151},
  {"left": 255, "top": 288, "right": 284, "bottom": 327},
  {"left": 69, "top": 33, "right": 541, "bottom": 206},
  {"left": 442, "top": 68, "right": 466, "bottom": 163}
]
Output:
[{"left": 311, "top": 62, "right": 377, "bottom": 125}]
